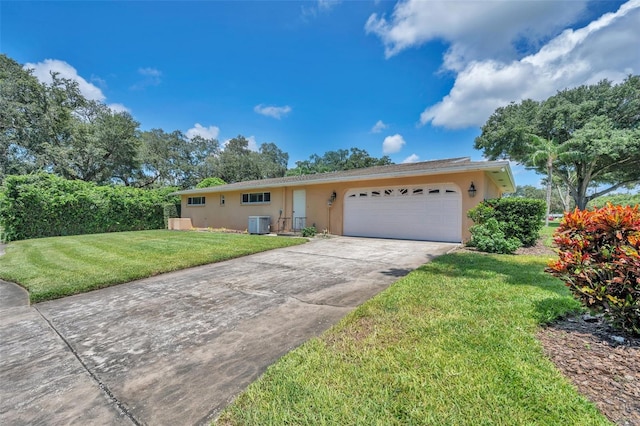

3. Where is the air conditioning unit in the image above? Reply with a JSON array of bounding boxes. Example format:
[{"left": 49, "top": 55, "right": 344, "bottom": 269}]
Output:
[{"left": 248, "top": 216, "right": 270, "bottom": 234}]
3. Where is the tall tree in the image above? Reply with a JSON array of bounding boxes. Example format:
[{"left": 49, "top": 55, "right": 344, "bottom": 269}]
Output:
[
  {"left": 217, "top": 135, "right": 261, "bottom": 183},
  {"left": 53, "top": 101, "right": 140, "bottom": 184},
  {"left": 187, "top": 135, "right": 221, "bottom": 186},
  {"left": 475, "top": 76, "right": 640, "bottom": 209},
  {"left": 0, "top": 54, "right": 85, "bottom": 179},
  {"left": 258, "top": 142, "right": 288, "bottom": 179},
  {"left": 286, "top": 148, "right": 392, "bottom": 176}
]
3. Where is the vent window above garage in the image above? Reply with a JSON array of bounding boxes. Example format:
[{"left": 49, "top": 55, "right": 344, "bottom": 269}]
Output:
[
  {"left": 241, "top": 192, "right": 271, "bottom": 204},
  {"left": 187, "top": 196, "right": 205, "bottom": 206}
]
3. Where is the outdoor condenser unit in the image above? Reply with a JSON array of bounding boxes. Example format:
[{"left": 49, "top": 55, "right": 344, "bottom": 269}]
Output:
[{"left": 248, "top": 216, "right": 270, "bottom": 234}]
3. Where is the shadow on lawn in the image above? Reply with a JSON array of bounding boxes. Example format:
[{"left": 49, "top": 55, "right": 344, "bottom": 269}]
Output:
[{"left": 423, "top": 251, "right": 581, "bottom": 323}]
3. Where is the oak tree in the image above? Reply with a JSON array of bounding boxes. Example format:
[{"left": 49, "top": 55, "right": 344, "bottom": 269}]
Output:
[{"left": 475, "top": 76, "right": 640, "bottom": 209}]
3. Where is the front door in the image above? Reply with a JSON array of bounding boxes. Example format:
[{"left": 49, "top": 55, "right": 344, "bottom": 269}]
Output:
[{"left": 293, "top": 190, "right": 306, "bottom": 230}]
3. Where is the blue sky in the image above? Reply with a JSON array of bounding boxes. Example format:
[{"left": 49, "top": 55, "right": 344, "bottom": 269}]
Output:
[{"left": 2, "top": 0, "right": 638, "bottom": 187}]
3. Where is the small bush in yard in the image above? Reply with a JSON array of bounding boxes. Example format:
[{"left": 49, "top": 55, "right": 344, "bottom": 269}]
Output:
[
  {"left": 546, "top": 203, "right": 640, "bottom": 335},
  {"left": 468, "top": 217, "right": 521, "bottom": 254},
  {"left": 487, "top": 198, "right": 546, "bottom": 247},
  {"left": 301, "top": 226, "right": 317, "bottom": 237},
  {"left": 467, "top": 198, "right": 543, "bottom": 254}
]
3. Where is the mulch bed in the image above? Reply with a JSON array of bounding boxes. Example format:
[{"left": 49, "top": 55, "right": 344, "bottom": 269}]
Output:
[
  {"left": 512, "top": 240, "right": 639, "bottom": 424},
  {"left": 537, "top": 316, "right": 639, "bottom": 425},
  {"left": 458, "top": 240, "right": 639, "bottom": 424}
]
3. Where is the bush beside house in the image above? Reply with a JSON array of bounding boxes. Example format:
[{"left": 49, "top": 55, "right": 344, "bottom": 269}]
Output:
[{"left": 467, "top": 198, "right": 546, "bottom": 254}]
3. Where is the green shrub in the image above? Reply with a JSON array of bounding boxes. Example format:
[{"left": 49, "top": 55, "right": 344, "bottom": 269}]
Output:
[
  {"left": 466, "top": 202, "right": 495, "bottom": 224},
  {"left": 301, "top": 226, "right": 317, "bottom": 237},
  {"left": 589, "top": 193, "right": 640, "bottom": 209},
  {"left": 546, "top": 204, "right": 640, "bottom": 335},
  {"left": 0, "top": 173, "right": 178, "bottom": 242},
  {"left": 468, "top": 218, "right": 521, "bottom": 254},
  {"left": 488, "top": 198, "right": 546, "bottom": 247},
  {"left": 468, "top": 198, "right": 545, "bottom": 249}
]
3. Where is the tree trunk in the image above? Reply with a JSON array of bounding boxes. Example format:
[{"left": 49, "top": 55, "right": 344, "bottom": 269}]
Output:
[
  {"left": 574, "top": 167, "right": 590, "bottom": 210},
  {"left": 545, "top": 160, "right": 552, "bottom": 226},
  {"left": 556, "top": 184, "right": 571, "bottom": 211}
]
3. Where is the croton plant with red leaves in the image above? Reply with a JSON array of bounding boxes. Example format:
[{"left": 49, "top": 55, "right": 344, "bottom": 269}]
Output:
[{"left": 546, "top": 203, "right": 640, "bottom": 335}]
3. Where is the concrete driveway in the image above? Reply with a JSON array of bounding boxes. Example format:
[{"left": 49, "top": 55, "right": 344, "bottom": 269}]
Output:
[{"left": 0, "top": 237, "right": 457, "bottom": 425}]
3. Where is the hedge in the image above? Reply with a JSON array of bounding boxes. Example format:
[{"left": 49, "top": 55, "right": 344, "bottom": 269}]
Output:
[{"left": 0, "top": 173, "right": 178, "bottom": 242}]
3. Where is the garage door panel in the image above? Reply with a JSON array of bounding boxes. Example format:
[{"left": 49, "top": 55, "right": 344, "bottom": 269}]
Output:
[{"left": 343, "top": 185, "right": 461, "bottom": 242}]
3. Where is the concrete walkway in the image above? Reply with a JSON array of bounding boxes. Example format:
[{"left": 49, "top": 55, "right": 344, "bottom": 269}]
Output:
[
  {"left": 0, "top": 237, "right": 457, "bottom": 425},
  {"left": 0, "top": 280, "right": 29, "bottom": 308}
]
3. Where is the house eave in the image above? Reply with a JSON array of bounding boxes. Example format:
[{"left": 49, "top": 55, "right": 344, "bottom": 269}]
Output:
[{"left": 172, "top": 159, "right": 515, "bottom": 196}]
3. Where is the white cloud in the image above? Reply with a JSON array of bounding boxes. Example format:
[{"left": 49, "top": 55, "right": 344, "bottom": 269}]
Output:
[
  {"left": 371, "top": 120, "right": 388, "bottom": 133},
  {"left": 24, "top": 59, "right": 106, "bottom": 101},
  {"left": 365, "top": 0, "right": 587, "bottom": 63},
  {"left": 419, "top": 0, "right": 640, "bottom": 128},
  {"left": 318, "top": 0, "right": 341, "bottom": 11},
  {"left": 402, "top": 154, "right": 420, "bottom": 163},
  {"left": 131, "top": 67, "right": 162, "bottom": 90},
  {"left": 254, "top": 104, "right": 292, "bottom": 119},
  {"left": 91, "top": 75, "right": 107, "bottom": 90},
  {"left": 138, "top": 67, "right": 161, "bottom": 78},
  {"left": 186, "top": 123, "right": 220, "bottom": 140},
  {"left": 246, "top": 135, "right": 259, "bottom": 151},
  {"left": 24, "top": 59, "right": 132, "bottom": 113},
  {"left": 382, "top": 134, "right": 406, "bottom": 154},
  {"left": 107, "top": 103, "right": 130, "bottom": 113},
  {"left": 301, "top": 0, "right": 341, "bottom": 20}
]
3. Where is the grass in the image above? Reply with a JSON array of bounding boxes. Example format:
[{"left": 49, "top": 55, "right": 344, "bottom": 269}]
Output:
[
  {"left": 541, "top": 221, "right": 561, "bottom": 247},
  {"left": 0, "top": 230, "right": 305, "bottom": 303},
  {"left": 217, "top": 250, "right": 609, "bottom": 425}
]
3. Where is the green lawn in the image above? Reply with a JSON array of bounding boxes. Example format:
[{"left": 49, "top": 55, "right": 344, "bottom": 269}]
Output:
[
  {"left": 0, "top": 230, "right": 305, "bottom": 303},
  {"left": 217, "top": 250, "right": 609, "bottom": 425},
  {"left": 541, "top": 221, "right": 561, "bottom": 247}
]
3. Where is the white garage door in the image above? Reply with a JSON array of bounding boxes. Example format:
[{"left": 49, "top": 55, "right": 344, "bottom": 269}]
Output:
[{"left": 343, "top": 184, "right": 462, "bottom": 242}]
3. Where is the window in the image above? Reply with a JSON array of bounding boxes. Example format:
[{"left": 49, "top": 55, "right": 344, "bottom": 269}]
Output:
[
  {"left": 187, "top": 196, "right": 205, "bottom": 206},
  {"left": 220, "top": 195, "right": 225, "bottom": 206},
  {"left": 241, "top": 192, "right": 271, "bottom": 204}
]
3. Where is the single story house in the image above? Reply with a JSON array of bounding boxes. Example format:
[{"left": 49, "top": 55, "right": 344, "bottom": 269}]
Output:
[{"left": 171, "top": 157, "right": 515, "bottom": 243}]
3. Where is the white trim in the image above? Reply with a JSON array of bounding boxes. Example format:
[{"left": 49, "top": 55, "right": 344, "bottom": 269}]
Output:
[{"left": 172, "top": 159, "right": 514, "bottom": 196}]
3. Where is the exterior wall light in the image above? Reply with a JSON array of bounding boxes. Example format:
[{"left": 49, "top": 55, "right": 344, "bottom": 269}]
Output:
[
  {"left": 468, "top": 182, "right": 477, "bottom": 198},
  {"left": 327, "top": 191, "right": 337, "bottom": 206}
]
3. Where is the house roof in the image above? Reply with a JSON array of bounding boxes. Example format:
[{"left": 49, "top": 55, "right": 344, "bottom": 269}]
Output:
[{"left": 173, "top": 157, "right": 515, "bottom": 195}]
